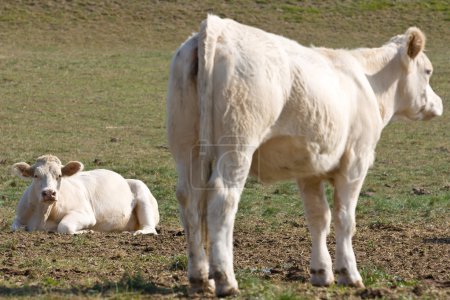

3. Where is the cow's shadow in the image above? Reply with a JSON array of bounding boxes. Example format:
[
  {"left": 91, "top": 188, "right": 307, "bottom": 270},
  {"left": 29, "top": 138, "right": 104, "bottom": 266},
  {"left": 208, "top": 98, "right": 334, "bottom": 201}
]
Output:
[
  {"left": 0, "top": 273, "right": 187, "bottom": 297},
  {"left": 423, "top": 237, "right": 450, "bottom": 244}
]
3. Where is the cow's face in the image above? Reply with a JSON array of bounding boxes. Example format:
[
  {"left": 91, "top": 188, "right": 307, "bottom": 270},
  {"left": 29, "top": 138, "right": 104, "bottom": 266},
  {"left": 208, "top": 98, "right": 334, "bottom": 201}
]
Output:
[
  {"left": 13, "top": 155, "right": 83, "bottom": 204},
  {"left": 396, "top": 28, "right": 443, "bottom": 120}
]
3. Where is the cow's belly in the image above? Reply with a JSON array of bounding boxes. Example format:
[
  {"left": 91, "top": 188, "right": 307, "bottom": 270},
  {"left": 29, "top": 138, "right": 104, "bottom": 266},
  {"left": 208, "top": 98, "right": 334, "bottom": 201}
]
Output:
[
  {"left": 91, "top": 210, "right": 137, "bottom": 232},
  {"left": 83, "top": 172, "right": 136, "bottom": 231},
  {"left": 91, "top": 201, "right": 134, "bottom": 232},
  {"left": 92, "top": 211, "right": 133, "bottom": 231},
  {"left": 250, "top": 135, "right": 343, "bottom": 182}
]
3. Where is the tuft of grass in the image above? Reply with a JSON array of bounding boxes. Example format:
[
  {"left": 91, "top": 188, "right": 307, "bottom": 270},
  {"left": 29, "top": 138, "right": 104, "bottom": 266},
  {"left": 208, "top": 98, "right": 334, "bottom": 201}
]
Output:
[
  {"left": 356, "top": 0, "right": 394, "bottom": 11},
  {"left": 89, "top": 272, "right": 167, "bottom": 295},
  {"left": 42, "top": 277, "right": 60, "bottom": 287},
  {"left": 169, "top": 255, "right": 188, "bottom": 271},
  {"left": 360, "top": 264, "right": 418, "bottom": 288},
  {"left": 236, "top": 267, "right": 305, "bottom": 299}
]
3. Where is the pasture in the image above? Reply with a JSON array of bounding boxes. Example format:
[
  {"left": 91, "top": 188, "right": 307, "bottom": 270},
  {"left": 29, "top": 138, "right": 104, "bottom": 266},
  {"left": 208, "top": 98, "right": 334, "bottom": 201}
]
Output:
[{"left": 0, "top": 1, "right": 449, "bottom": 299}]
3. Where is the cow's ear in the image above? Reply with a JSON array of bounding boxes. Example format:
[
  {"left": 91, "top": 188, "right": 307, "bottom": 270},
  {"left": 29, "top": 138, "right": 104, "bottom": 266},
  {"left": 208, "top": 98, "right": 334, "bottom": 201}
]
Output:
[
  {"left": 405, "top": 27, "right": 425, "bottom": 60},
  {"left": 61, "top": 161, "right": 84, "bottom": 177},
  {"left": 12, "top": 162, "right": 33, "bottom": 179}
]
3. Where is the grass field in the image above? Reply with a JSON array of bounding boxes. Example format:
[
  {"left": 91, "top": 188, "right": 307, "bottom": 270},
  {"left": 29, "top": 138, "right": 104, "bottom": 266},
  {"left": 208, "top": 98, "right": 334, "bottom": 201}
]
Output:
[{"left": 0, "top": 1, "right": 449, "bottom": 299}]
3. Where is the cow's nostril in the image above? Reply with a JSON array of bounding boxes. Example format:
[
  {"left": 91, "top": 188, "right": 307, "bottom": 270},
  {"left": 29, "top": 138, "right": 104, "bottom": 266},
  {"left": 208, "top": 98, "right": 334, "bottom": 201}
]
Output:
[{"left": 42, "top": 190, "right": 56, "bottom": 198}]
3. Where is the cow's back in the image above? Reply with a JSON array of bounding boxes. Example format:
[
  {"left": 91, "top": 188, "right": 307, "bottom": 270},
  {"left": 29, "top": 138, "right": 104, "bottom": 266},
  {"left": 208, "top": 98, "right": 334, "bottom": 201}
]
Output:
[{"left": 199, "top": 16, "right": 377, "bottom": 181}]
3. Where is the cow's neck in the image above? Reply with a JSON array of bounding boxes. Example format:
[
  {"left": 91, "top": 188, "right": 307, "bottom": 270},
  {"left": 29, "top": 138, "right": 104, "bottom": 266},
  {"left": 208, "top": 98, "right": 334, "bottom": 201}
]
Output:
[{"left": 352, "top": 46, "right": 402, "bottom": 127}]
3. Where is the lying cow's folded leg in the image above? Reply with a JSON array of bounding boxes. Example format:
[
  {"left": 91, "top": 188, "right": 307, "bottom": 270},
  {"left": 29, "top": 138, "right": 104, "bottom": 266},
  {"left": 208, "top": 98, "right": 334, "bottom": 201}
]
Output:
[
  {"left": 73, "top": 229, "right": 94, "bottom": 235},
  {"left": 11, "top": 196, "right": 32, "bottom": 232},
  {"left": 57, "top": 212, "right": 96, "bottom": 234},
  {"left": 127, "top": 179, "right": 160, "bottom": 235},
  {"left": 297, "top": 179, "right": 334, "bottom": 286}
]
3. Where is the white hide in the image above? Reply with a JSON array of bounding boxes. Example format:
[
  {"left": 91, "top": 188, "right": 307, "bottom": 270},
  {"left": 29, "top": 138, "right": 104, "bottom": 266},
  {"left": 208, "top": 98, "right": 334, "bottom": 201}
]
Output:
[
  {"left": 167, "top": 15, "right": 443, "bottom": 296},
  {"left": 12, "top": 155, "right": 159, "bottom": 235}
]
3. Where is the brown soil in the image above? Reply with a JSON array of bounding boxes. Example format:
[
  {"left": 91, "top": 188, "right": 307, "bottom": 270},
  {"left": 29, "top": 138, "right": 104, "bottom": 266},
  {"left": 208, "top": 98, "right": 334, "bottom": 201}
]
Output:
[{"left": 0, "top": 220, "right": 448, "bottom": 299}]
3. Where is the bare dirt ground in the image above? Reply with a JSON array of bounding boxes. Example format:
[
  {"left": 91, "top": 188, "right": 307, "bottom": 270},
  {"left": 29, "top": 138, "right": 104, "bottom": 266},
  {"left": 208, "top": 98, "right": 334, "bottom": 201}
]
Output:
[{"left": 0, "top": 219, "right": 448, "bottom": 299}]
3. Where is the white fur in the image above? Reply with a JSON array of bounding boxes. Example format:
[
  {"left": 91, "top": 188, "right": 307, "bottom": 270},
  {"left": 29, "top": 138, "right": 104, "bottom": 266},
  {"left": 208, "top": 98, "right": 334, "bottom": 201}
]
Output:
[
  {"left": 12, "top": 155, "right": 159, "bottom": 235},
  {"left": 167, "top": 15, "right": 443, "bottom": 296}
]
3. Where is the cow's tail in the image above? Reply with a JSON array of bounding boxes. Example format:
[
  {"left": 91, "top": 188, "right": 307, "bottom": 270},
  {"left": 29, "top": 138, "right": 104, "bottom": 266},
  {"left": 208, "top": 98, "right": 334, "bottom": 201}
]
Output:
[
  {"left": 198, "top": 14, "right": 224, "bottom": 166},
  {"left": 197, "top": 14, "right": 225, "bottom": 255}
]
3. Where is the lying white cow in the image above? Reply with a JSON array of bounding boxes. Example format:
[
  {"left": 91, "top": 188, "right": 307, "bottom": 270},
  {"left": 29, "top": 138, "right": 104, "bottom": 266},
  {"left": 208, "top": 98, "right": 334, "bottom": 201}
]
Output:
[
  {"left": 167, "top": 15, "right": 443, "bottom": 296},
  {"left": 12, "top": 155, "right": 159, "bottom": 235}
]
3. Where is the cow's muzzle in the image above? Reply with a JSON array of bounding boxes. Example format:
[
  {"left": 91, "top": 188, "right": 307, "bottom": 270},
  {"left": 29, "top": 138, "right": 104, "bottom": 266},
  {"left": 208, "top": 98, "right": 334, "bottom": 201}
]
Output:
[{"left": 41, "top": 189, "right": 57, "bottom": 202}]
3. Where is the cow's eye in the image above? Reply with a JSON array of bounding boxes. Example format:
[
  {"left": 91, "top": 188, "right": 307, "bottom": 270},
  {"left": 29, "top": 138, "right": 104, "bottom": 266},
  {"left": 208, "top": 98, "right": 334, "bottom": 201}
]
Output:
[
  {"left": 425, "top": 69, "right": 432, "bottom": 75},
  {"left": 34, "top": 175, "right": 38, "bottom": 178}
]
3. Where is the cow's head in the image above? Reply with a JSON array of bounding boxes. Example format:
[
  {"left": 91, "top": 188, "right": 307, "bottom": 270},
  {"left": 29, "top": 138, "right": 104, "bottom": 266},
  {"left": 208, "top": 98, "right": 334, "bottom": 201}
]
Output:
[
  {"left": 393, "top": 27, "right": 443, "bottom": 120},
  {"left": 13, "top": 155, "right": 83, "bottom": 203}
]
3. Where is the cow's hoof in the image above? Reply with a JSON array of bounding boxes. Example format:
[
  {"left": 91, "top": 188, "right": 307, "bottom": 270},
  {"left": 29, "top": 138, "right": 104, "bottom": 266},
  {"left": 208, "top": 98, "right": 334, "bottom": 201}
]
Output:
[
  {"left": 188, "top": 278, "right": 215, "bottom": 296},
  {"left": 310, "top": 268, "right": 334, "bottom": 287},
  {"left": 133, "top": 229, "right": 157, "bottom": 235},
  {"left": 336, "top": 268, "right": 365, "bottom": 288},
  {"left": 73, "top": 229, "right": 94, "bottom": 234},
  {"left": 211, "top": 271, "right": 239, "bottom": 297},
  {"left": 215, "top": 285, "right": 240, "bottom": 298}
]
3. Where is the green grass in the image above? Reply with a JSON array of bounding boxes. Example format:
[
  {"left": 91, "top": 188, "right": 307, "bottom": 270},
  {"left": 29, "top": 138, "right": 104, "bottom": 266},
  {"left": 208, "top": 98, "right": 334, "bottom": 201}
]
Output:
[
  {"left": 360, "top": 264, "right": 418, "bottom": 288},
  {"left": 169, "top": 255, "right": 188, "bottom": 271},
  {"left": 238, "top": 270, "right": 305, "bottom": 300},
  {"left": 0, "top": 0, "right": 449, "bottom": 299},
  {"left": 91, "top": 272, "right": 164, "bottom": 294}
]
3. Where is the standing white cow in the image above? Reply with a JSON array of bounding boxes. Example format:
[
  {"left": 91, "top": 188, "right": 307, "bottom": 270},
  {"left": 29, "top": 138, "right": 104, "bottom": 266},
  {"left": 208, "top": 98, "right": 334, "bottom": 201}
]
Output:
[
  {"left": 12, "top": 155, "right": 160, "bottom": 235},
  {"left": 167, "top": 15, "right": 443, "bottom": 296}
]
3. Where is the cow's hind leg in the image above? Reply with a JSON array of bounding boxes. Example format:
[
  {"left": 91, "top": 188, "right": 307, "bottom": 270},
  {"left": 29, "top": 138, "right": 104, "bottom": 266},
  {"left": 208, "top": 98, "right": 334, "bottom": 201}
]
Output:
[
  {"left": 332, "top": 174, "right": 365, "bottom": 287},
  {"left": 176, "top": 159, "right": 215, "bottom": 295},
  {"left": 127, "top": 179, "right": 159, "bottom": 235},
  {"left": 207, "top": 146, "right": 254, "bottom": 297},
  {"left": 167, "top": 33, "right": 214, "bottom": 295},
  {"left": 297, "top": 179, "right": 334, "bottom": 286}
]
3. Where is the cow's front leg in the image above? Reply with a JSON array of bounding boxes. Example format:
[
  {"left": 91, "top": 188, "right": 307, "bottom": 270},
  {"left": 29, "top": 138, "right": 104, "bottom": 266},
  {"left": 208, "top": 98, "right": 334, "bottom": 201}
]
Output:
[
  {"left": 298, "top": 179, "right": 334, "bottom": 286},
  {"left": 12, "top": 218, "right": 25, "bottom": 231},
  {"left": 11, "top": 197, "right": 33, "bottom": 231},
  {"left": 57, "top": 212, "right": 96, "bottom": 234},
  {"left": 332, "top": 173, "right": 366, "bottom": 287}
]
